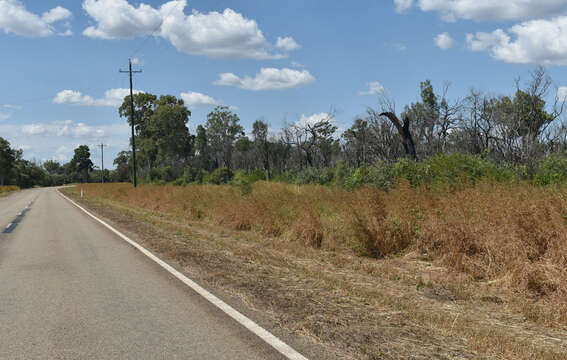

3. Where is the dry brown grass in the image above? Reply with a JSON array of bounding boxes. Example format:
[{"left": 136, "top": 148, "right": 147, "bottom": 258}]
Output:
[
  {"left": 71, "top": 181, "right": 567, "bottom": 318},
  {"left": 0, "top": 185, "right": 19, "bottom": 197},
  {"left": 64, "top": 181, "right": 567, "bottom": 359}
]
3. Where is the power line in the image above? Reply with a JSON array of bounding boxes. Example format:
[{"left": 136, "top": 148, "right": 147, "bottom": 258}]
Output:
[{"left": 120, "top": 59, "right": 142, "bottom": 188}]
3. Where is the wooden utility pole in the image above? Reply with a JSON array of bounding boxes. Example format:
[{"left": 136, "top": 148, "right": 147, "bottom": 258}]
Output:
[
  {"left": 120, "top": 59, "right": 142, "bottom": 187},
  {"left": 99, "top": 143, "right": 107, "bottom": 184}
]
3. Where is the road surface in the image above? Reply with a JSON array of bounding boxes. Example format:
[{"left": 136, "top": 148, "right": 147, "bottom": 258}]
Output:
[{"left": 0, "top": 188, "right": 286, "bottom": 359}]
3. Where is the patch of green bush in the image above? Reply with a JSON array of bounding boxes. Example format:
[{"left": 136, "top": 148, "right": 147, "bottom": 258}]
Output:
[
  {"left": 534, "top": 155, "right": 567, "bottom": 185},
  {"left": 209, "top": 167, "right": 233, "bottom": 185}
]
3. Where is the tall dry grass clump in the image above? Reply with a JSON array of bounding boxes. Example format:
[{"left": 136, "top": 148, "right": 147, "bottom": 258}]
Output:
[
  {"left": 0, "top": 185, "right": 19, "bottom": 196},
  {"left": 74, "top": 181, "right": 567, "bottom": 323}
]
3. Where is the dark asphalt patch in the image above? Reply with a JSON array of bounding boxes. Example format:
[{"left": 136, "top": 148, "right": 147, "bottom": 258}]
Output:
[{"left": 3, "top": 201, "right": 33, "bottom": 234}]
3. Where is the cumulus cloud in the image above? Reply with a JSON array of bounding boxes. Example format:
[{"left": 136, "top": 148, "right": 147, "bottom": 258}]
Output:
[
  {"left": 3, "top": 104, "right": 22, "bottom": 110},
  {"left": 394, "top": 0, "right": 414, "bottom": 13},
  {"left": 415, "top": 0, "right": 567, "bottom": 22},
  {"left": 214, "top": 68, "right": 315, "bottom": 91},
  {"left": 435, "top": 32, "right": 454, "bottom": 50},
  {"left": 21, "top": 123, "right": 46, "bottom": 135},
  {"left": 53, "top": 88, "right": 142, "bottom": 107},
  {"left": 557, "top": 87, "right": 567, "bottom": 101},
  {"left": 82, "top": 0, "right": 161, "bottom": 39},
  {"left": 20, "top": 120, "right": 125, "bottom": 139},
  {"left": 41, "top": 6, "right": 72, "bottom": 24},
  {"left": 0, "top": 0, "right": 72, "bottom": 37},
  {"left": 0, "top": 113, "right": 10, "bottom": 120},
  {"left": 358, "top": 81, "right": 388, "bottom": 96},
  {"left": 21, "top": 120, "right": 97, "bottom": 138},
  {"left": 276, "top": 36, "right": 300, "bottom": 51},
  {"left": 466, "top": 16, "right": 567, "bottom": 65},
  {"left": 296, "top": 112, "right": 335, "bottom": 127},
  {"left": 180, "top": 92, "right": 221, "bottom": 107},
  {"left": 385, "top": 42, "right": 407, "bottom": 51},
  {"left": 82, "top": 0, "right": 299, "bottom": 59}
]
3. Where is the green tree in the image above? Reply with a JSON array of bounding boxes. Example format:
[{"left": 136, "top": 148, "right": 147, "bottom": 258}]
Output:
[
  {"left": 43, "top": 160, "right": 62, "bottom": 174},
  {"left": 206, "top": 106, "right": 244, "bottom": 169},
  {"left": 112, "top": 150, "right": 131, "bottom": 182},
  {"left": 0, "top": 137, "right": 16, "bottom": 186},
  {"left": 252, "top": 119, "right": 270, "bottom": 178},
  {"left": 71, "top": 145, "right": 93, "bottom": 183},
  {"left": 144, "top": 95, "right": 192, "bottom": 165},
  {"left": 119, "top": 93, "right": 158, "bottom": 136},
  {"left": 195, "top": 125, "right": 212, "bottom": 171},
  {"left": 342, "top": 118, "right": 369, "bottom": 167}
]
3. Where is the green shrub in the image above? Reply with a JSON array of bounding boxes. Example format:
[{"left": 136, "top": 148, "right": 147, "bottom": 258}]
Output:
[
  {"left": 209, "top": 167, "right": 233, "bottom": 184},
  {"left": 366, "top": 162, "right": 396, "bottom": 190},
  {"left": 334, "top": 160, "right": 348, "bottom": 188},
  {"left": 147, "top": 168, "right": 161, "bottom": 183},
  {"left": 232, "top": 170, "right": 253, "bottom": 195},
  {"left": 160, "top": 166, "right": 177, "bottom": 182},
  {"left": 248, "top": 169, "right": 267, "bottom": 182},
  {"left": 182, "top": 166, "right": 201, "bottom": 183},
  {"left": 534, "top": 155, "right": 567, "bottom": 185},
  {"left": 296, "top": 167, "right": 334, "bottom": 185},
  {"left": 345, "top": 166, "right": 369, "bottom": 189},
  {"left": 172, "top": 177, "right": 185, "bottom": 186}
]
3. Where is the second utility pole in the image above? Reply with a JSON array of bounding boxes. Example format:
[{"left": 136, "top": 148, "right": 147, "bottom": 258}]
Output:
[
  {"left": 99, "top": 142, "right": 106, "bottom": 184},
  {"left": 120, "top": 59, "right": 142, "bottom": 188}
]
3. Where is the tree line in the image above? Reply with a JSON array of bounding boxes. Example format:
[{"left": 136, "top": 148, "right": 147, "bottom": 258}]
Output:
[{"left": 2, "top": 67, "right": 567, "bottom": 188}]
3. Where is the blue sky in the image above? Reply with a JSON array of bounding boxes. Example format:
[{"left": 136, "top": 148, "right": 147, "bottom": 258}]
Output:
[{"left": 2, "top": 0, "right": 567, "bottom": 168}]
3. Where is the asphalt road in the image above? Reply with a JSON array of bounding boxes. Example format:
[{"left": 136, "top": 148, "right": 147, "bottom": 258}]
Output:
[{"left": 0, "top": 188, "right": 285, "bottom": 359}]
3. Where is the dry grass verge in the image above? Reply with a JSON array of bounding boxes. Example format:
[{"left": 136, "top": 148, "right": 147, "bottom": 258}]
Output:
[
  {"left": 0, "top": 185, "right": 18, "bottom": 197},
  {"left": 64, "top": 182, "right": 567, "bottom": 359}
]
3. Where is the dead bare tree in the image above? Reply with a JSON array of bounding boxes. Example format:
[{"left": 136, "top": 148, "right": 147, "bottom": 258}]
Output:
[{"left": 377, "top": 111, "right": 417, "bottom": 160}]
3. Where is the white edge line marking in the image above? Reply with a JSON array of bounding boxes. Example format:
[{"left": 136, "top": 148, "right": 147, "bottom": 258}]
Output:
[{"left": 57, "top": 189, "right": 309, "bottom": 360}]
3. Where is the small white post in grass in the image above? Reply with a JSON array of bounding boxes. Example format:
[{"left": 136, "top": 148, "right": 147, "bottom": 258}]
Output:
[{"left": 80, "top": 188, "right": 84, "bottom": 198}]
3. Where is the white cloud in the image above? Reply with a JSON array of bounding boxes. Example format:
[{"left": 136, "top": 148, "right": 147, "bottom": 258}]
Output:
[
  {"left": 466, "top": 16, "right": 567, "bottom": 65},
  {"left": 291, "top": 61, "right": 304, "bottom": 68},
  {"left": 82, "top": 0, "right": 298, "bottom": 60},
  {"left": 180, "top": 92, "right": 221, "bottom": 107},
  {"left": 53, "top": 90, "right": 95, "bottom": 106},
  {"left": 385, "top": 42, "right": 407, "bottom": 51},
  {"left": 22, "top": 123, "right": 46, "bottom": 135},
  {"left": 394, "top": 0, "right": 414, "bottom": 13},
  {"left": 54, "top": 145, "right": 71, "bottom": 161},
  {"left": 214, "top": 68, "right": 315, "bottom": 91},
  {"left": 296, "top": 112, "right": 336, "bottom": 128},
  {"left": 53, "top": 88, "right": 142, "bottom": 107},
  {"left": 41, "top": 6, "right": 72, "bottom": 24},
  {"left": 82, "top": 0, "right": 161, "bottom": 39},
  {"left": 557, "top": 87, "right": 567, "bottom": 101},
  {"left": 0, "top": 113, "right": 11, "bottom": 120},
  {"left": 0, "top": 0, "right": 72, "bottom": 37},
  {"left": 3, "top": 104, "right": 22, "bottom": 110},
  {"left": 435, "top": 32, "right": 454, "bottom": 50},
  {"left": 417, "top": 0, "right": 567, "bottom": 22},
  {"left": 358, "top": 81, "right": 388, "bottom": 96},
  {"left": 276, "top": 36, "right": 300, "bottom": 51},
  {"left": 21, "top": 120, "right": 123, "bottom": 139}
]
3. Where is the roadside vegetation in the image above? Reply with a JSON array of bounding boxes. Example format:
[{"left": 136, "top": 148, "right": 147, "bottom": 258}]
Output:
[
  {"left": 0, "top": 185, "right": 18, "bottom": 196},
  {"left": 65, "top": 176, "right": 567, "bottom": 359}
]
